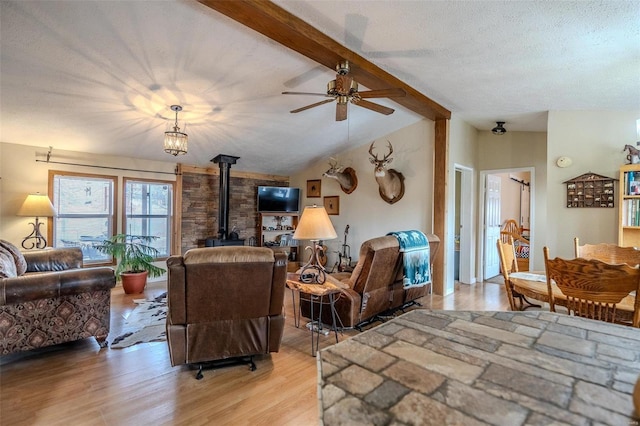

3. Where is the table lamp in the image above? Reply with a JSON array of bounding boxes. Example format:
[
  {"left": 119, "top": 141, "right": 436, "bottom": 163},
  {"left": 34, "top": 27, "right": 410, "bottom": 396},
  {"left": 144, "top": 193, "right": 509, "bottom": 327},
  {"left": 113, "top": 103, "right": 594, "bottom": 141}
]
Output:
[
  {"left": 293, "top": 205, "right": 337, "bottom": 284},
  {"left": 17, "top": 193, "right": 56, "bottom": 249}
]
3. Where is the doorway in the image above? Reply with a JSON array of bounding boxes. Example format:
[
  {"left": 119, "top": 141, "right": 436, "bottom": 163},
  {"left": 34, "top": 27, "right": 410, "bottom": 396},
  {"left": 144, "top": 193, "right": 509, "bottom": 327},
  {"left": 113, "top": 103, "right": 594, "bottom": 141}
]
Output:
[
  {"left": 452, "top": 164, "right": 474, "bottom": 286},
  {"left": 479, "top": 167, "right": 534, "bottom": 280}
]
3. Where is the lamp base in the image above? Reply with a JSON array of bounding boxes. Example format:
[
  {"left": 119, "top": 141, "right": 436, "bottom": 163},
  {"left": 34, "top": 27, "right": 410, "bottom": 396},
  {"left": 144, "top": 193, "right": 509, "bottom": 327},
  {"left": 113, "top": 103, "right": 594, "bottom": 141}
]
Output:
[
  {"left": 299, "top": 241, "right": 327, "bottom": 284},
  {"left": 21, "top": 217, "right": 47, "bottom": 250}
]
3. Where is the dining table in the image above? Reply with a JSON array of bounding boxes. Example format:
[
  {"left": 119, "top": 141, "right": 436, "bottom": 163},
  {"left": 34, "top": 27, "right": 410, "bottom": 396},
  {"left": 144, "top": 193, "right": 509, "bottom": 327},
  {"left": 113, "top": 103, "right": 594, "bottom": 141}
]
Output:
[
  {"left": 317, "top": 309, "right": 640, "bottom": 425},
  {"left": 509, "top": 270, "right": 638, "bottom": 320}
]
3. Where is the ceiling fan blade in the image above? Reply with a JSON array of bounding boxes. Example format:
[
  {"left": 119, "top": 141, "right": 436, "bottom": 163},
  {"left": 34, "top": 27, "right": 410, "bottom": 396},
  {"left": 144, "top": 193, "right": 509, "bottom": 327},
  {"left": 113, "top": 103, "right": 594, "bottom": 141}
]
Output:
[
  {"left": 290, "top": 99, "right": 335, "bottom": 114},
  {"left": 358, "top": 88, "right": 407, "bottom": 98},
  {"left": 354, "top": 99, "right": 395, "bottom": 115},
  {"left": 336, "top": 103, "right": 348, "bottom": 121},
  {"left": 282, "top": 91, "right": 330, "bottom": 97}
]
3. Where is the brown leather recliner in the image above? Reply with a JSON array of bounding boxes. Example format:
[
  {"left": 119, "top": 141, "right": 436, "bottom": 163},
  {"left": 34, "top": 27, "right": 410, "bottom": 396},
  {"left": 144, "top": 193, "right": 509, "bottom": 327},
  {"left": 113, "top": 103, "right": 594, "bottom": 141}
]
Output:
[
  {"left": 300, "top": 234, "right": 439, "bottom": 329},
  {"left": 166, "top": 246, "right": 287, "bottom": 378}
]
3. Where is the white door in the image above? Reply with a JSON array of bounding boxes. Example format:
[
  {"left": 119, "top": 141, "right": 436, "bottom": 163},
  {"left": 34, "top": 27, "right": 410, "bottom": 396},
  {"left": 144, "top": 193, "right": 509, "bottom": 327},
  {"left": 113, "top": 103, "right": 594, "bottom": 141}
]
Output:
[{"left": 484, "top": 174, "right": 501, "bottom": 278}]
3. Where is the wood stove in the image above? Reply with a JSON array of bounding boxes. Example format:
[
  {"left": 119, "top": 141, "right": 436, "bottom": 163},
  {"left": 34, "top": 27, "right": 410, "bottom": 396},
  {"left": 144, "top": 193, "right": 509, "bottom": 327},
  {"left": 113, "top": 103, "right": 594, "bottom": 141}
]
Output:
[{"left": 205, "top": 154, "right": 244, "bottom": 247}]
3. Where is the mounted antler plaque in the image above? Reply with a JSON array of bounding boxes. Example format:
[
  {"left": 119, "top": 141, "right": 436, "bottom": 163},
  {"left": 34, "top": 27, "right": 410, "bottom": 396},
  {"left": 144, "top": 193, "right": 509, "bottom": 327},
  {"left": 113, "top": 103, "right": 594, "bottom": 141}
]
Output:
[{"left": 368, "top": 140, "right": 405, "bottom": 204}]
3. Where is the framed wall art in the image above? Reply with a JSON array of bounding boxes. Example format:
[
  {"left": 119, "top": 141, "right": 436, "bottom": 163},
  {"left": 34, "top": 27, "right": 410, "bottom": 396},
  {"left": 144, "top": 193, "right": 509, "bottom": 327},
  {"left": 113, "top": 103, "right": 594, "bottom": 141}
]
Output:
[
  {"left": 307, "top": 179, "right": 321, "bottom": 198},
  {"left": 324, "top": 196, "right": 339, "bottom": 215}
]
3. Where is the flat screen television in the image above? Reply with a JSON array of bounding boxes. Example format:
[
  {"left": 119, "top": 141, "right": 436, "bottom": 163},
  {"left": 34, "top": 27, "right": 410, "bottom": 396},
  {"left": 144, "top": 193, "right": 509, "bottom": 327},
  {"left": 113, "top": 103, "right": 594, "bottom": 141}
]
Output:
[{"left": 257, "top": 186, "right": 300, "bottom": 213}]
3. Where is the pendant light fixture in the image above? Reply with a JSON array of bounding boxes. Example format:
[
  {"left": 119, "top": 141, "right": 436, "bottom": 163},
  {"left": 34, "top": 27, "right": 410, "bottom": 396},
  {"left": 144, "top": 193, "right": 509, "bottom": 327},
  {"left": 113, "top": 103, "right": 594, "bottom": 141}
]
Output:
[
  {"left": 492, "top": 121, "right": 507, "bottom": 135},
  {"left": 164, "top": 105, "right": 188, "bottom": 156}
]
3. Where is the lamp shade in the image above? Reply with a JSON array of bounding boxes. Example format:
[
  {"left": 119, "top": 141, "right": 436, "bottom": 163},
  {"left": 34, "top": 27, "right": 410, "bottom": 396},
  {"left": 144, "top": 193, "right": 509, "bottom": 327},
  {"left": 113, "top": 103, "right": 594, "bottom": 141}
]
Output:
[
  {"left": 293, "top": 206, "right": 337, "bottom": 241},
  {"left": 17, "top": 194, "right": 56, "bottom": 217}
]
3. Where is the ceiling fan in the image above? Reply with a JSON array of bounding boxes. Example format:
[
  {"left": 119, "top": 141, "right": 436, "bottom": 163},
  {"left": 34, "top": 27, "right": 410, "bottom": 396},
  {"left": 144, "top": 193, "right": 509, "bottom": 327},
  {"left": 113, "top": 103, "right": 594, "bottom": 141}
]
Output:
[{"left": 282, "top": 60, "right": 406, "bottom": 121}]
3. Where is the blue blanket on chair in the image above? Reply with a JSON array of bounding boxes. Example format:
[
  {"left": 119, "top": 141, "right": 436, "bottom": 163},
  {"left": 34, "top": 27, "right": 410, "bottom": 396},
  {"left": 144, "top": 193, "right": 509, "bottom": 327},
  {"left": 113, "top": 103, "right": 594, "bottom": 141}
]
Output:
[{"left": 388, "top": 230, "right": 431, "bottom": 289}]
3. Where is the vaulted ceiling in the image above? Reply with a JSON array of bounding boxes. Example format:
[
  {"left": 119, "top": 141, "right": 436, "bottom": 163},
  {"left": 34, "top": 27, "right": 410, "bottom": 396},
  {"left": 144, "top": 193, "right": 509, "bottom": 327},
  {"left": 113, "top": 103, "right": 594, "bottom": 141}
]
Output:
[{"left": 1, "top": 1, "right": 638, "bottom": 175}]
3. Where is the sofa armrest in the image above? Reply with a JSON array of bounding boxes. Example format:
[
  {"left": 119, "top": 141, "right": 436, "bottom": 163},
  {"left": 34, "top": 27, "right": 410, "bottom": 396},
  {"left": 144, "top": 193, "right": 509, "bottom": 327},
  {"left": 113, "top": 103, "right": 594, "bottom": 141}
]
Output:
[
  {"left": 0, "top": 267, "right": 115, "bottom": 305},
  {"left": 23, "top": 247, "right": 84, "bottom": 272}
]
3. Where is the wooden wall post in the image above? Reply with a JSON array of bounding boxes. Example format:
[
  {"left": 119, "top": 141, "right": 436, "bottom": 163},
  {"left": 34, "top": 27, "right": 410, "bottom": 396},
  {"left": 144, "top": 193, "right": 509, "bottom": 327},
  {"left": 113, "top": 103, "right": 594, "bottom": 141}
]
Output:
[{"left": 433, "top": 118, "right": 449, "bottom": 295}]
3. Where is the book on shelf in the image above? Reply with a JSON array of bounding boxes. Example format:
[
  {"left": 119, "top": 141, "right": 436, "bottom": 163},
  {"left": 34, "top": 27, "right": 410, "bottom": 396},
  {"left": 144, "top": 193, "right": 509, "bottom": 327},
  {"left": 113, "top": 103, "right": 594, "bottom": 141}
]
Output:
[{"left": 628, "top": 171, "right": 640, "bottom": 196}]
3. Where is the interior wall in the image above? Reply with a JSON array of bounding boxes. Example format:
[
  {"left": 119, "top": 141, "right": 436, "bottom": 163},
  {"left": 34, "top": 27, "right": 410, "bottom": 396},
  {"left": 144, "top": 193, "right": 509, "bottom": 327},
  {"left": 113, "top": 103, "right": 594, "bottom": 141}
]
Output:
[
  {"left": 496, "top": 172, "right": 527, "bottom": 225},
  {"left": 546, "top": 110, "right": 640, "bottom": 258},
  {"left": 179, "top": 172, "right": 288, "bottom": 254},
  {"left": 0, "top": 142, "right": 177, "bottom": 247},
  {"left": 289, "top": 119, "right": 435, "bottom": 270},
  {"left": 1, "top": 142, "right": 184, "bottom": 283},
  {"left": 448, "top": 116, "right": 479, "bottom": 290},
  {"left": 477, "top": 131, "right": 548, "bottom": 271}
]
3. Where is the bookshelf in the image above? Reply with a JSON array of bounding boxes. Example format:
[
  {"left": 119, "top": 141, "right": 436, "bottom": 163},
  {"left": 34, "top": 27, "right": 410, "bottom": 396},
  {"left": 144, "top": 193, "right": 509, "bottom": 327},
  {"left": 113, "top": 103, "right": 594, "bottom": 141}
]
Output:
[
  {"left": 258, "top": 212, "right": 300, "bottom": 271},
  {"left": 619, "top": 164, "right": 640, "bottom": 247}
]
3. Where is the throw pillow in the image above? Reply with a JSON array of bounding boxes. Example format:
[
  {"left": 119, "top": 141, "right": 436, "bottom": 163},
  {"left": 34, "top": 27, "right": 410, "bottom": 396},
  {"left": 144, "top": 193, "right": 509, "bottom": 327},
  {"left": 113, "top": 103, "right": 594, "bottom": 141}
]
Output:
[
  {"left": 0, "top": 239, "right": 27, "bottom": 275},
  {"left": 0, "top": 246, "right": 18, "bottom": 278}
]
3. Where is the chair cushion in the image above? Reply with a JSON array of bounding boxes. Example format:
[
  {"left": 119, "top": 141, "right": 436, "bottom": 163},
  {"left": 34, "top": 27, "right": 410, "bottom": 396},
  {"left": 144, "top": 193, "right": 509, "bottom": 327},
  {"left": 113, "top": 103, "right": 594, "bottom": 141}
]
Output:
[
  {"left": 514, "top": 243, "right": 529, "bottom": 259},
  {"left": 0, "top": 240, "right": 27, "bottom": 277}
]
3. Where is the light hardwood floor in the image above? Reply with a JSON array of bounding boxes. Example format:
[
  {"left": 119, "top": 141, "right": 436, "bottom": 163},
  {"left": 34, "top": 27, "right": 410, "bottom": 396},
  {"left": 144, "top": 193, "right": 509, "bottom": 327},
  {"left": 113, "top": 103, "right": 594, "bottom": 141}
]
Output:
[{"left": 0, "top": 280, "right": 509, "bottom": 426}]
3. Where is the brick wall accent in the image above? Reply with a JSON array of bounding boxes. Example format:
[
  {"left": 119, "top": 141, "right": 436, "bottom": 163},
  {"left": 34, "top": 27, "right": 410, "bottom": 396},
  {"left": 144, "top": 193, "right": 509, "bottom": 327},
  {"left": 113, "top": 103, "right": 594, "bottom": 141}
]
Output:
[{"left": 180, "top": 172, "right": 289, "bottom": 254}]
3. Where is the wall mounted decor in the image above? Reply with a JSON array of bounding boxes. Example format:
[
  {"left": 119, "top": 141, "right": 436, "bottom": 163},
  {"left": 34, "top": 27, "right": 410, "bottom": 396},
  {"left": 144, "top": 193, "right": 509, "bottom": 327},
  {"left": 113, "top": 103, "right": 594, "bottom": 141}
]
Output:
[
  {"left": 623, "top": 144, "right": 640, "bottom": 164},
  {"left": 322, "top": 158, "right": 358, "bottom": 194},
  {"left": 323, "top": 196, "right": 339, "bottom": 215},
  {"left": 307, "top": 179, "right": 321, "bottom": 198},
  {"left": 563, "top": 172, "right": 616, "bottom": 208},
  {"left": 368, "top": 140, "right": 405, "bottom": 204}
]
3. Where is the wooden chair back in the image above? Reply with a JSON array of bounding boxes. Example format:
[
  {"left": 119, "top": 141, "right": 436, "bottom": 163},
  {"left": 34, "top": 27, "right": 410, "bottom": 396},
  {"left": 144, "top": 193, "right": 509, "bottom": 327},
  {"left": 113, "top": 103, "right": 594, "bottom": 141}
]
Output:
[
  {"left": 574, "top": 237, "right": 640, "bottom": 266},
  {"left": 544, "top": 246, "right": 640, "bottom": 327},
  {"left": 500, "top": 219, "right": 520, "bottom": 243},
  {"left": 496, "top": 237, "right": 518, "bottom": 310}
]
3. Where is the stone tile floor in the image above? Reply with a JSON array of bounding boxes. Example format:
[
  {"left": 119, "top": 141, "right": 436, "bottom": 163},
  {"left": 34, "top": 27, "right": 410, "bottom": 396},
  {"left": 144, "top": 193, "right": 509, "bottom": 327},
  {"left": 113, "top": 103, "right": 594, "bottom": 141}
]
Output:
[{"left": 318, "top": 309, "right": 640, "bottom": 426}]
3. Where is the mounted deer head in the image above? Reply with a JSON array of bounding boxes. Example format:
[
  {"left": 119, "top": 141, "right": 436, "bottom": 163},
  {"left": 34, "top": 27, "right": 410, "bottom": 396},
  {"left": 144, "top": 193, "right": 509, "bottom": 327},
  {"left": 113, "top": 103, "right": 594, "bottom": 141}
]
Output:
[
  {"left": 368, "top": 141, "right": 405, "bottom": 204},
  {"left": 322, "top": 157, "right": 358, "bottom": 194}
]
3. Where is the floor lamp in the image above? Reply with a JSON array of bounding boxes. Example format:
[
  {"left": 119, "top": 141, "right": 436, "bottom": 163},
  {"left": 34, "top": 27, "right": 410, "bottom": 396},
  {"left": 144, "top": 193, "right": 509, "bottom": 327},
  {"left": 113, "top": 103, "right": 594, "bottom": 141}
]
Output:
[
  {"left": 293, "top": 205, "right": 337, "bottom": 284},
  {"left": 17, "top": 193, "right": 56, "bottom": 249}
]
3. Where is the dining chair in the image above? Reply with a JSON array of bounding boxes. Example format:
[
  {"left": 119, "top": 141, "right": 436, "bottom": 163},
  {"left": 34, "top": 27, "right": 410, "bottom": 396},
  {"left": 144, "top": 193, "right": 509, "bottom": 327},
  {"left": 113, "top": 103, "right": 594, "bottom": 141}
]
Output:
[
  {"left": 497, "top": 237, "right": 545, "bottom": 311},
  {"left": 544, "top": 247, "right": 640, "bottom": 327},
  {"left": 500, "top": 219, "right": 530, "bottom": 271},
  {"left": 574, "top": 237, "right": 640, "bottom": 266}
]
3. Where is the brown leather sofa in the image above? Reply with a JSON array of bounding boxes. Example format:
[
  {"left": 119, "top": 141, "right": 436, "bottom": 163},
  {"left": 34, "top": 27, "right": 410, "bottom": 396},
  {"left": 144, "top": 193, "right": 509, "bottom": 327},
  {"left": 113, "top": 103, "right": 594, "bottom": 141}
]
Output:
[
  {"left": 166, "top": 246, "right": 287, "bottom": 378},
  {"left": 0, "top": 243, "right": 116, "bottom": 355},
  {"left": 300, "top": 234, "right": 440, "bottom": 329}
]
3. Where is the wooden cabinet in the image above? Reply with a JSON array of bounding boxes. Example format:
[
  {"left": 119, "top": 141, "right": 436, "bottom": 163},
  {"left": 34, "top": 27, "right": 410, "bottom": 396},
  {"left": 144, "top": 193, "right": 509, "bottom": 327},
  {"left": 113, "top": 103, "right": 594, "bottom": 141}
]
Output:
[
  {"left": 258, "top": 213, "right": 300, "bottom": 271},
  {"left": 619, "top": 164, "right": 640, "bottom": 247}
]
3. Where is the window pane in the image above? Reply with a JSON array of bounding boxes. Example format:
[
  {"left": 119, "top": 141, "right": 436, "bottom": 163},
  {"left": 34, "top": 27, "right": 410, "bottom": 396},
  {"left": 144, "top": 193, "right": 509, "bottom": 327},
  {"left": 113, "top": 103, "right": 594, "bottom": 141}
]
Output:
[
  {"left": 125, "top": 217, "right": 169, "bottom": 257},
  {"left": 124, "top": 179, "right": 173, "bottom": 257},
  {"left": 52, "top": 173, "right": 115, "bottom": 264},
  {"left": 54, "top": 177, "right": 113, "bottom": 215},
  {"left": 54, "top": 217, "right": 110, "bottom": 262}
]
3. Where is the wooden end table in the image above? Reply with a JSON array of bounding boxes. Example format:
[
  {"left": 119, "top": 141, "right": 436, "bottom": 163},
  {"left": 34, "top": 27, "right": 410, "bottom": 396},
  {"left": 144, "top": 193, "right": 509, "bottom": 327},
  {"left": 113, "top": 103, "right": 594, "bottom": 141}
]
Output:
[{"left": 286, "top": 273, "right": 346, "bottom": 356}]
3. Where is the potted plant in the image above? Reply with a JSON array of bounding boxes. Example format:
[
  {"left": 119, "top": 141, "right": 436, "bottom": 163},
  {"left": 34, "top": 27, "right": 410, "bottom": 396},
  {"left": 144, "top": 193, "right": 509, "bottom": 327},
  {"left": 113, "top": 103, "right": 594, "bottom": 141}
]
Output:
[{"left": 97, "top": 234, "right": 166, "bottom": 294}]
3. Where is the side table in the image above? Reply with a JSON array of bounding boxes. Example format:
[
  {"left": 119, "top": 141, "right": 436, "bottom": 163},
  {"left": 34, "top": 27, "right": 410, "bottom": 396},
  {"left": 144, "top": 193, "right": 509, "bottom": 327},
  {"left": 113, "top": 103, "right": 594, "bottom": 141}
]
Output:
[{"left": 286, "top": 273, "right": 345, "bottom": 356}]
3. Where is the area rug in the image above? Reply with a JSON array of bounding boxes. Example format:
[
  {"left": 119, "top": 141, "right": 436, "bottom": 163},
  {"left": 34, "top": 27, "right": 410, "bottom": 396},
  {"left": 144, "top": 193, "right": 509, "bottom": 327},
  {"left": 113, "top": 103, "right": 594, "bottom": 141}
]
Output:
[{"left": 111, "top": 293, "right": 167, "bottom": 349}]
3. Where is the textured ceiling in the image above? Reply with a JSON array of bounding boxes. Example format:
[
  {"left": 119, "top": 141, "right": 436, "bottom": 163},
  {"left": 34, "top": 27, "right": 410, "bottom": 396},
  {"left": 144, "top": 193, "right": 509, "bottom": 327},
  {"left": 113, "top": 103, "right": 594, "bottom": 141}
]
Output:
[{"left": 1, "top": 1, "right": 638, "bottom": 175}]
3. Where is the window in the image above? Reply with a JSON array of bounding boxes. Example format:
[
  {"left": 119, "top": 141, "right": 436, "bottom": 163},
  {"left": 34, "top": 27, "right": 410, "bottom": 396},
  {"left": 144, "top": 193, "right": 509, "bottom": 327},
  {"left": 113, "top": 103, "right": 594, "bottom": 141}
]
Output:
[
  {"left": 123, "top": 178, "right": 174, "bottom": 258},
  {"left": 50, "top": 171, "right": 117, "bottom": 264}
]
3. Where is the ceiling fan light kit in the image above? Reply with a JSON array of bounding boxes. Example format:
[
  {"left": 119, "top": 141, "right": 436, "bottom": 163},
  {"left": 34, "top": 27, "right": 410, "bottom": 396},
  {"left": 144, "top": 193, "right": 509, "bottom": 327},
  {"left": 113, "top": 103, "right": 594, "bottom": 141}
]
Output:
[
  {"left": 492, "top": 121, "right": 507, "bottom": 135},
  {"left": 164, "top": 105, "right": 188, "bottom": 156},
  {"left": 282, "top": 60, "right": 406, "bottom": 121}
]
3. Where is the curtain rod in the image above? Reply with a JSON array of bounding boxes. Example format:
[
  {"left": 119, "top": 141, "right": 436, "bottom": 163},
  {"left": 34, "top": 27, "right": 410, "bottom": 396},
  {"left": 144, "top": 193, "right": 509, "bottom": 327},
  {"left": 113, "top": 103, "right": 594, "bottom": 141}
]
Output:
[{"left": 35, "top": 159, "right": 179, "bottom": 176}]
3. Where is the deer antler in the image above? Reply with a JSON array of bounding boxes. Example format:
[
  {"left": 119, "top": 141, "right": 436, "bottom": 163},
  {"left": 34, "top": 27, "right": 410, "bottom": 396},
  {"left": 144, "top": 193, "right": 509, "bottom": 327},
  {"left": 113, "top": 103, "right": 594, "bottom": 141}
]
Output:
[
  {"left": 383, "top": 141, "right": 394, "bottom": 160},
  {"left": 328, "top": 157, "right": 338, "bottom": 168},
  {"left": 368, "top": 142, "right": 379, "bottom": 161}
]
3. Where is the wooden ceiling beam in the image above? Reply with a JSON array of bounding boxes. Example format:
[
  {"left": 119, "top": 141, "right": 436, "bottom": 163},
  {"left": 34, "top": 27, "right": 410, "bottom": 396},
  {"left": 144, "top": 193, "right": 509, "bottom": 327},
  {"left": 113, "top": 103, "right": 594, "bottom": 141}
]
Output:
[{"left": 198, "top": 0, "right": 451, "bottom": 121}]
